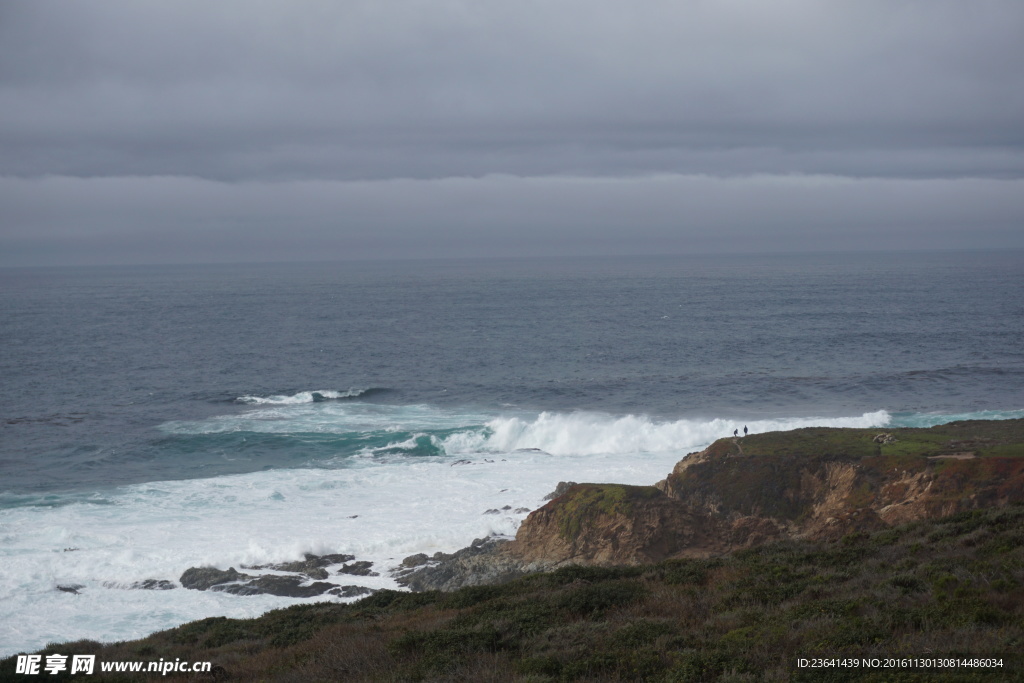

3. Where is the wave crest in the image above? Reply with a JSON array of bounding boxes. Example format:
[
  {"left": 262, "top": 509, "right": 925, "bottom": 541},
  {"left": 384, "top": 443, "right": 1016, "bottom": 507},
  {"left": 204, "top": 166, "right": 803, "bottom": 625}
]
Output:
[
  {"left": 441, "top": 410, "right": 893, "bottom": 456},
  {"left": 237, "top": 389, "right": 372, "bottom": 405}
]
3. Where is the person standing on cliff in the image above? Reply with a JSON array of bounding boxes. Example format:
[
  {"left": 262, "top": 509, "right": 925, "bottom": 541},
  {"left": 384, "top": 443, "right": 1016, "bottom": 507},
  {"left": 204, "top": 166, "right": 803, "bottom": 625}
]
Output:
[
  {"left": 734, "top": 429, "right": 738, "bottom": 437},
  {"left": 743, "top": 425, "right": 748, "bottom": 436}
]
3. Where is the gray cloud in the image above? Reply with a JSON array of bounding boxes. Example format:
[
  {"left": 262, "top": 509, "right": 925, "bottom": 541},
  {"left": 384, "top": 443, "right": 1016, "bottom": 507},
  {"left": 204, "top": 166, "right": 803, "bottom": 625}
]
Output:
[
  {"left": 0, "top": 1, "right": 1022, "bottom": 264},
  {"left": 3, "top": 1, "right": 1023, "bottom": 181}
]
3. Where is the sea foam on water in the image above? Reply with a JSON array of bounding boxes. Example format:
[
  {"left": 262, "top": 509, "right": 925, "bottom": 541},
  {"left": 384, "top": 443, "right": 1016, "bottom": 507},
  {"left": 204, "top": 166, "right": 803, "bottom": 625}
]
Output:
[{"left": 0, "top": 402, "right": 906, "bottom": 656}]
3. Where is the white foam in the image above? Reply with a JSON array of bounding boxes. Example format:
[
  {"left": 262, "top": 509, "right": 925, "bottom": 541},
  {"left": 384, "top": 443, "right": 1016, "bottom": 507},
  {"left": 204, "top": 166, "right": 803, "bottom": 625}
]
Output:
[
  {"left": 0, "top": 448, "right": 680, "bottom": 655},
  {"left": 443, "top": 410, "right": 892, "bottom": 456},
  {"left": 236, "top": 389, "right": 369, "bottom": 405},
  {"left": 163, "top": 403, "right": 891, "bottom": 455},
  {"left": 0, "top": 406, "right": 895, "bottom": 656},
  {"left": 161, "top": 402, "right": 492, "bottom": 435}
]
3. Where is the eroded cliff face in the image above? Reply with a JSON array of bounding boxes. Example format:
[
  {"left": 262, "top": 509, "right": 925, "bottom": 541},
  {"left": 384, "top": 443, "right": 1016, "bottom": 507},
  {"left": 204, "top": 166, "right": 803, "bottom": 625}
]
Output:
[{"left": 501, "top": 420, "right": 1024, "bottom": 568}]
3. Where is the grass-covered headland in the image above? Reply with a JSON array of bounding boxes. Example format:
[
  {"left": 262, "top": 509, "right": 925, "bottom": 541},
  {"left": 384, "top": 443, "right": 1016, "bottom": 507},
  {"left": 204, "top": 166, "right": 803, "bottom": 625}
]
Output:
[{"left": 3, "top": 504, "right": 1023, "bottom": 682}]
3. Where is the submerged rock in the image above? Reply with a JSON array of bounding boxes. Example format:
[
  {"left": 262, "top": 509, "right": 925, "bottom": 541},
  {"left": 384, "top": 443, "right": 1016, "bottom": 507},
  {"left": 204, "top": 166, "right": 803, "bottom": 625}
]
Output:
[
  {"left": 181, "top": 553, "right": 367, "bottom": 597},
  {"left": 215, "top": 575, "right": 335, "bottom": 598},
  {"left": 56, "top": 584, "right": 85, "bottom": 594},
  {"left": 329, "top": 585, "right": 377, "bottom": 598},
  {"left": 304, "top": 567, "right": 329, "bottom": 580},
  {"left": 244, "top": 552, "right": 355, "bottom": 574},
  {"left": 131, "top": 579, "right": 176, "bottom": 590},
  {"left": 337, "top": 561, "right": 377, "bottom": 576}
]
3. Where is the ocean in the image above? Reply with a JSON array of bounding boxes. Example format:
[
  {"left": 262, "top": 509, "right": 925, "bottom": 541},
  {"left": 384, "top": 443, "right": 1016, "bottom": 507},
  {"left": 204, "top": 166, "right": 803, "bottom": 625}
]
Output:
[{"left": 1, "top": 251, "right": 1022, "bottom": 656}]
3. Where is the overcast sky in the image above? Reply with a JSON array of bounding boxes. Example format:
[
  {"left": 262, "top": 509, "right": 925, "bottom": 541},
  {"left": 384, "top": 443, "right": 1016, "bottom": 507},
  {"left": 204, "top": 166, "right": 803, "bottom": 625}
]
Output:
[{"left": 1, "top": 0, "right": 1022, "bottom": 266}]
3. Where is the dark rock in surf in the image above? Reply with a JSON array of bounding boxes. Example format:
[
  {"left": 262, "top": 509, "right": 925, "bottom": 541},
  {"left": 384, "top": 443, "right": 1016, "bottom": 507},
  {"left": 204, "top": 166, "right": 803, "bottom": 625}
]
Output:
[
  {"left": 393, "top": 536, "right": 540, "bottom": 592},
  {"left": 216, "top": 575, "right": 335, "bottom": 598},
  {"left": 329, "top": 585, "right": 377, "bottom": 598},
  {"left": 180, "top": 567, "right": 253, "bottom": 591},
  {"left": 56, "top": 584, "right": 85, "bottom": 594},
  {"left": 244, "top": 552, "right": 355, "bottom": 576},
  {"left": 400, "top": 553, "right": 430, "bottom": 568},
  {"left": 337, "top": 561, "right": 377, "bottom": 577},
  {"left": 131, "top": 579, "right": 176, "bottom": 590},
  {"left": 303, "top": 567, "right": 329, "bottom": 580}
]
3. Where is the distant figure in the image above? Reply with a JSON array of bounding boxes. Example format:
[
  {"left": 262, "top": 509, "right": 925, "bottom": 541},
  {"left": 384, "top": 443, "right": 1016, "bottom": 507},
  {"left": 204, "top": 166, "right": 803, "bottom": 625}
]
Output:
[
  {"left": 733, "top": 429, "right": 738, "bottom": 437},
  {"left": 743, "top": 425, "right": 748, "bottom": 436}
]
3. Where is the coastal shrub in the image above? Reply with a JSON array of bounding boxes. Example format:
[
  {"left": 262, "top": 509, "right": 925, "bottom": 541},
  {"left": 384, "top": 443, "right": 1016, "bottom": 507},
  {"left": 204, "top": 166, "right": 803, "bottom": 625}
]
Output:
[
  {"left": 547, "top": 563, "right": 643, "bottom": 585},
  {"left": 723, "top": 563, "right": 816, "bottom": 608},
  {"left": 812, "top": 615, "right": 887, "bottom": 649},
  {"left": 168, "top": 603, "right": 355, "bottom": 650},
  {"left": 614, "top": 619, "right": 677, "bottom": 647},
  {"left": 665, "top": 649, "right": 748, "bottom": 683},
  {"left": 789, "top": 599, "right": 861, "bottom": 620},
  {"left": 893, "top": 557, "right": 918, "bottom": 572},
  {"left": 979, "top": 529, "right": 1024, "bottom": 556},
  {"left": 870, "top": 528, "right": 901, "bottom": 546},
  {"left": 390, "top": 626, "right": 503, "bottom": 677},
  {"left": 658, "top": 558, "right": 722, "bottom": 585},
  {"left": 562, "top": 647, "right": 668, "bottom": 681},
  {"left": 518, "top": 654, "right": 563, "bottom": 678},
  {"left": 812, "top": 544, "right": 878, "bottom": 569},
  {"left": 888, "top": 573, "right": 926, "bottom": 594},
  {"left": 171, "top": 616, "right": 255, "bottom": 648},
  {"left": 454, "top": 598, "right": 559, "bottom": 637},
  {"left": 354, "top": 588, "right": 441, "bottom": 613},
  {"left": 557, "top": 580, "right": 647, "bottom": 618},
  {"left": 441, "top": 583, "right": 508, "bottom": 609},
  {"left": 262, "top": 605, "right": 350, "bottom": 648}
]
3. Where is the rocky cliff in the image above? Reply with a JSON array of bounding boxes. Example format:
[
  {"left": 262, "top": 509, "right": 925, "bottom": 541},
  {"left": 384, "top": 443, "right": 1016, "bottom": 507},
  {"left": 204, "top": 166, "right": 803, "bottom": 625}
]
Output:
[{"left": 398, "top": 419, "right": 1024, "bottom": 589}]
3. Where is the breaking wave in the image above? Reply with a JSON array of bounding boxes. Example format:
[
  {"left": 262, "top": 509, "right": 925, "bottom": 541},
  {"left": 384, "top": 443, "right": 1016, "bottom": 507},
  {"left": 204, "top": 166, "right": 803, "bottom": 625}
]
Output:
[
  {"left": 236, "top": 388, "right": 376, "bottom": 405},
  {"left": 160, "top": 404, "right": 1023, "bottom": 462},
  {"left": 441, "top": 410, "right": 893, "bottom": 456}
]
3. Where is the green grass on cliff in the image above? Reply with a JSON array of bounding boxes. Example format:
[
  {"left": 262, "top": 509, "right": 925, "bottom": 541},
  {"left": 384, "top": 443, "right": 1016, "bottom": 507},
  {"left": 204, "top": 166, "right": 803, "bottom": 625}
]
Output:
[
  {"left": 668, "top": 419, "right": 1024, "bottom": 522},
  {"left": 715, "top": 419, "right": 1024, "bottom": 460},
  {"left": 4, "top": 504, "right": 1023, "bottom": 682},
  {"left": 555, "top": 484, "right": 663, "bottom": 540}
]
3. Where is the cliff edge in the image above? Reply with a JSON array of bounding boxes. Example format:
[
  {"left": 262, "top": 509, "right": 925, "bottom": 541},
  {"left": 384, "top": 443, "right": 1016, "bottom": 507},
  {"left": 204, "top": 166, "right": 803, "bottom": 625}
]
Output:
[{"left": 399, "top": 418, "right": 1024, "bottom": 589}]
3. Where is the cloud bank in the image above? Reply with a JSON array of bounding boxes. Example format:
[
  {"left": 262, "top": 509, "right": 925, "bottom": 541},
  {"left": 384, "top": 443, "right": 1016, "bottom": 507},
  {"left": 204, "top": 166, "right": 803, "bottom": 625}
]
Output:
[{"left": 1, "top": 1, "right": 1022, "bottom": 265}]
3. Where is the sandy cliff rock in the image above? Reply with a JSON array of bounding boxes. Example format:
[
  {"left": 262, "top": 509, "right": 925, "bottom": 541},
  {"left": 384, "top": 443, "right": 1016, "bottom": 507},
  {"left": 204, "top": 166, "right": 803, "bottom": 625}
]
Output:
[
  {"left": 504, "top": 420, "right": 1024, "bottom": 568},
  {"left": 399, "top": 420, "right": 1024, "bottom": 590}
]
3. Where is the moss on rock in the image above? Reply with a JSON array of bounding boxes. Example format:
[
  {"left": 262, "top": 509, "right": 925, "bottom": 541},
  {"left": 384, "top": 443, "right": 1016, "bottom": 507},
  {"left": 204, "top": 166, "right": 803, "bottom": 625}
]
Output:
[{"left": 554, "top": 484, "right": 663, "bottom": 540}]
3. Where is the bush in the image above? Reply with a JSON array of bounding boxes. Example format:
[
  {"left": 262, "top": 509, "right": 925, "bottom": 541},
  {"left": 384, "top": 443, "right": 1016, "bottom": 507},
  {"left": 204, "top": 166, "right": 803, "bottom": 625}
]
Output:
[{"left": 557, "top": 580, "right": 647, "bottom": 618}]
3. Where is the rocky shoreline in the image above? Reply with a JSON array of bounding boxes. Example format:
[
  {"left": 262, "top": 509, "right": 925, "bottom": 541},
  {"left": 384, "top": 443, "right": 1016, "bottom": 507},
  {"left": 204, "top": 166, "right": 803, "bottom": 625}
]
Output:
[
  {"left": 392, "top": 419, "right": 1024, "bottom": 591},
  {"left": 71, "top": 420, "right": 1023, "bottom": 603},
  {"left": 177, "top": 553, "right": 379, "bottom": 598}
]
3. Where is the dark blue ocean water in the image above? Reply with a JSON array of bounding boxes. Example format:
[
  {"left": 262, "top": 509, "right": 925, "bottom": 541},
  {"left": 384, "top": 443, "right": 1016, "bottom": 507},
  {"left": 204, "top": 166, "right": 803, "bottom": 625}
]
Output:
[{"left": 2, "top": 251, "right": 1023, "bottom": 496}]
